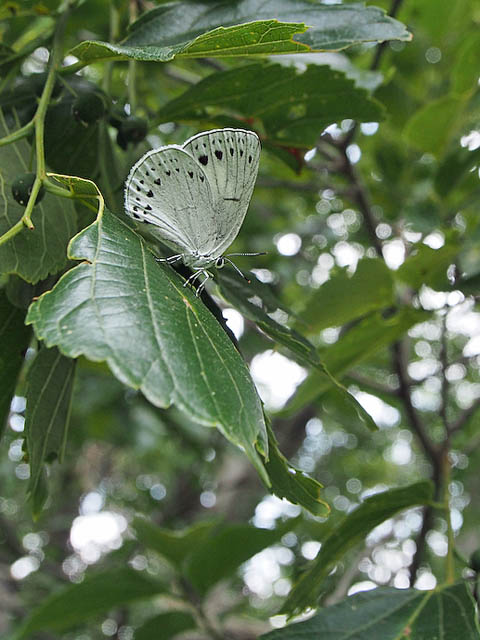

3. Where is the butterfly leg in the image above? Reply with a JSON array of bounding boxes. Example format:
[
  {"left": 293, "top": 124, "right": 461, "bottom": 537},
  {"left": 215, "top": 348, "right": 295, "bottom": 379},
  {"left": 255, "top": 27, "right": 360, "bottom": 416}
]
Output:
[
  {"left": 183, "top": 269, "right": 204, "bottom": 289},
  {"left": 156, "top": 254, "right": 183, "bottom": 264},
  {"left": 195, "top": 271, "right": 211, "bottom": 297}
]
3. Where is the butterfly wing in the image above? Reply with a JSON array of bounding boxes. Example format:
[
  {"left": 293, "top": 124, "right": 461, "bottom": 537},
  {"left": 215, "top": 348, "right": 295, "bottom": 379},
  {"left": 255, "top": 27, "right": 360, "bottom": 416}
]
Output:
[
  {"left": 124, "top": 145, "right": 215, "bottom": 255},
  {"left": 183, "top": 128, "right": 260, "bottom": 256}
]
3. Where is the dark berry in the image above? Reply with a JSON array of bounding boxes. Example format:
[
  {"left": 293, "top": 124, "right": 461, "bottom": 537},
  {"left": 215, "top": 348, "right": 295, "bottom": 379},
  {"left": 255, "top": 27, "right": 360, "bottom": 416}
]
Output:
[
  {"left": 117, "top": 116, "right": 148, "bottom": 149},
  {"left": 72, "top": 91, "right": 106, "bottom": 126},
  {"left": 11, "top": 173, "right": 45, "bottom": 207}
]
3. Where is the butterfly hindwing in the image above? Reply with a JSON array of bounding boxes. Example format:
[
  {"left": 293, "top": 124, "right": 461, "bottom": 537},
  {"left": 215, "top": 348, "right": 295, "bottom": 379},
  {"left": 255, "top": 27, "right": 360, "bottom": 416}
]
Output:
[
  {"left": 124, "top": 146, "right": 215, "bottom": 254},
  {"left": 183, "top": 128, "right": 261, "bottom": 255}
]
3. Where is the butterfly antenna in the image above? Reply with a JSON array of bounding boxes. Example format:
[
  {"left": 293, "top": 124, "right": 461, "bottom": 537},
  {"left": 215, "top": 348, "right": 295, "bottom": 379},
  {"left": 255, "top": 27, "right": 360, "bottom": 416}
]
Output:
[
  {"left": 223, "top": 257, "right": 251, "bottom": 284},
  {"left": 226, "top": 252, "right": 267, "bottom": 257}
]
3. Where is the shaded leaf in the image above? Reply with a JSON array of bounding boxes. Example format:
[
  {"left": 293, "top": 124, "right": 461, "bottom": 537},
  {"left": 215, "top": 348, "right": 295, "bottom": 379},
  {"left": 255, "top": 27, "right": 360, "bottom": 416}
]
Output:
[
  {"left": 298, "top": 258, "right": 394, "bottom": 332},
  {"left": 13, "top": 568, "right": 165, "bottom": 639},
  {"left": 70, "top": 1, "right": 410, "bottom": 63},
  {"left": 26, "top": 209, "right": 269, "bottom": 484},
  {"left": 434, "top": 146, "right": 480, "bottom": 198},
  {"left": 452, "top": 32, "right": 480, "bottom": 95},
  {"left": 396, "top": 239, "right": 459, "bottom": 291},
  {"left": 403, "top": 96, "right": 465, "bottom": 157},
  {"left": 265, "top": 582, "right": 479, "bottom": 639},
  {"left": 133, "top": 518, "right": 216, "bottom": 570},
  {"left": 218, "top": 270, "right": 377, "bottom": 432},
  {"left": 0, "top": 111, "right": 78, "bottom": 283},
  {"left": 0, "top": 291, "right": 31, "bottom": 439},
  {"left": 134, "top": 611, "right": 197, "bottom": 640},
  {"left": 156, "top": 63, "right": 384, "bottom": 148},
  {"left": 281, "top": 481, "right": 434, "bottom": 615},
  {"left": 263, "top": 421, "right": 329, "bottom": 517},
  {"left": 25, "top": 346, "right": 76, "bottom": 515},
  {"left": 184, "top": 518, "right": 298, "bottom": 595},
  {"left": 283, "top": 308, "right": 428, "bottom": 415}
]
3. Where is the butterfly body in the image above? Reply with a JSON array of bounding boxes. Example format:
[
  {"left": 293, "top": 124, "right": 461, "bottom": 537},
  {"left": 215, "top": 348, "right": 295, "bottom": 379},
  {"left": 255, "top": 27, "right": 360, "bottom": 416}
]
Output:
[{"left": 124, "top": 128, "right": 261, "bottom": 293}]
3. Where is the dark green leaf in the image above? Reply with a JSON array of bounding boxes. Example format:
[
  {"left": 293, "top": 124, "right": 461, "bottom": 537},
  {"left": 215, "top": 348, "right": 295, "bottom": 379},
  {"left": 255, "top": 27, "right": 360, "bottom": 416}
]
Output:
[
  {"left": 283, "top": 308, "right": 428, "bottom": 415},
  {"left": 218, "top": 269, "right": 319, "bottom": 366},
  {"left": 70, "top": 1, "right": 410, "bottom": 63},
  {"left": 25, "top": 346, "right": 76, "bottom": 514},
  {"left": 134, "top": 611, "right": 197, "bottom": 640},
  {"left": 403, "top": 96, "right": 465, "bottom": 157},
  {"left": 185, "top": 518, "right": 297, "bottom": 595},
  {"left": 26, "top": 209, "right": 269, "bottom": 484},
  {"left": 133, "top": 518, "right": 216, "bottom": 570},
  {"left": 218, "top": 271, "right": 377, "bottom": 432},
  {"left": 14, "top": 568, "right": 165, "bottom": 639},
  {"left": 263, "top": 421, "right": 329, "bottom": 517},
  {"left": 0, "top": 290, "right": 31, "bottom": 439},
  {"left": 452, "top": 32, "right": 480, "bottom": 95},
  {"left": 265, "top": 582, "right": 479, "bottom": 639},
  {"left": 0, "top": 112, "right": 78, "bottom": 283},
  {"left": 396, "top": 239, "right": 460, "bottom": 291},
  {"left": 282, "top": 481, "right": 434, "bottom": 615},
  {"left": 434, "top": 146, "right": 480, "bottom": 198},
  {"left": 298, "top": 258, "right": 394, "bottom": 332},
  {"left": 156, "top": 63, "right": 384, "bottom": 148}
]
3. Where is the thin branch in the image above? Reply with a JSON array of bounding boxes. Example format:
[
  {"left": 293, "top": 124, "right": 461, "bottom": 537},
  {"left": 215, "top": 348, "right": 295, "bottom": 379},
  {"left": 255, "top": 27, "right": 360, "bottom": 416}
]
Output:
[
  {"left": 392, "top": 341, "right": 440, "bottom": 469},
  {"left": 450, "top": 397, "right": 480, "bottom": 436},
  {"left": 439, "top": 312, "right": 450, "bottom": 432}
]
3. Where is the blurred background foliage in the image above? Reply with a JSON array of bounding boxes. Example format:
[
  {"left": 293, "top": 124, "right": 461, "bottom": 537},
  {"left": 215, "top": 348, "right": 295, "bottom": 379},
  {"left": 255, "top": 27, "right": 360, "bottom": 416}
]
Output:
[{"left": 1, "top": 0, "right": 480, "bottom": 638}]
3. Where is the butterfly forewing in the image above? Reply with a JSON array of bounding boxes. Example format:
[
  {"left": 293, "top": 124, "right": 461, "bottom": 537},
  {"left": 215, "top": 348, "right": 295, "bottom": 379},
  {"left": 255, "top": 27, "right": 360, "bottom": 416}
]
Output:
[
  {"left": 182, "top": 128, "right": 261, "bottom": 256},
  {"left": 125, "top": 146, "right": 215, "bottom": 255}
]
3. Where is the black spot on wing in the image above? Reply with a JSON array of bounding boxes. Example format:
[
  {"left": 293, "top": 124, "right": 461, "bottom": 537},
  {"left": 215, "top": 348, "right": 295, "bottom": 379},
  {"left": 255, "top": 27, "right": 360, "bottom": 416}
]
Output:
[
  {"left": 154, "top": 178, "right": 161, "bottom": 186},
  {"left": 229, "top": 147, "right": 234, "bottom": 156},
  {"left": 199, "top": 155, "right": 208, "bottom": 166},
  {"left": 146, "top": 190, "right": 154, "bottom": 198},
  {"left": 188, "top": 171, "right": 193, "bottom": 178},
  {"left": 215, "top": 150, "right": 223, "bottom": 160}
]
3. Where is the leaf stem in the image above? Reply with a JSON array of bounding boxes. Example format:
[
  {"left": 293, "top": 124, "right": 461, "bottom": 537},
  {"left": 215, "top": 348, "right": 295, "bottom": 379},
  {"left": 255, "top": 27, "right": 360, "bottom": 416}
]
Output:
[
  {"left": 442, "top": 448, "right": 455, "bottom": 583},
  {"left": 0, "top": 120, "right": 34, "bottom": 148}
]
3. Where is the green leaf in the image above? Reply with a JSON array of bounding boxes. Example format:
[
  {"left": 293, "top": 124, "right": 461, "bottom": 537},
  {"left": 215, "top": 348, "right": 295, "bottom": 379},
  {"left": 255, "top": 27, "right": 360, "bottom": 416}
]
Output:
[
  {"left": 0, "top": 111, "right": 78, "bottom": 283},
  {"left": 134, "top": 611, "right": 197, "bottom": 640},
  {"left": 396, "top": 239, "right": 460, "bottom": 291},
  {"left": 298, "top": 259, "right": 394, "bottom": 333},
  {"left": 434, "top": 146, "right": 480, "bottom": 198},
  {"left": 0, "top": 291, "right": 31, "bottom": 439},
  {"left": 263, "top": 421, "right": 329, "bottom": 517},
  {"left": 133, "top": 518, "right": 216, "bottom": 570},
  {"left": 26, "top": 209, "right": 269, "bottom": 484},
  {"left": 452, "top": 32, "right": 480, "bottom": 95},
  {"left": 283, "top": 308, "right": 428, "bottom": 415},
  {"left": 185, "top": 518, "right": 297, "bottom": 595},
  {"left": 13, "top": 568, "right": 165, "bottom": 639},
  {"left": 264, "top": 582, "right": 480, "bottom": 639},
  {"left": 218, "top": 271, "right": 377, "bottom": 432},
  {"left": 403, "top": 96, "right": 465, "bottom": 157},
  {"left": 218, "top": 269, "right": 319, "bottom": 366},
  {"left": 156, "top": 63, "right": 384, "bottom": 148},
  {"left": 70, "top": 1, "right": 410, "bottom": 63},
  {"left": 25, "top": 346, "right": 76, "bottom": 515},
  {"left": 281, "top": 481, "right": 434, "bottom": 615}
]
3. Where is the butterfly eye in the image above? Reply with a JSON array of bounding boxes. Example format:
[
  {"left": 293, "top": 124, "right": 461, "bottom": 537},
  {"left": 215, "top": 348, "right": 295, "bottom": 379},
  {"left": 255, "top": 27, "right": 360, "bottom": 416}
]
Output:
[{"left": 216, "top": 257, "right": 225, "bottom": 269}]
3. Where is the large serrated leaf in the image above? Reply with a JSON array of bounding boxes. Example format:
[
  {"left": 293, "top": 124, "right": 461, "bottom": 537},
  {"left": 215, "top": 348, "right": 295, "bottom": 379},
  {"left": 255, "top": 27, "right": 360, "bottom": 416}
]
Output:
[
  {"left": 0, "top": 112, "right": 78, "bottom": 283},
  {"left": 281, "top": 481, "right": 434, "bottom": 615},
  {"left": 70, "top": 1, "right": 410, "bottom": 63},
  {"left": 156, "top": 63, "right": 384, "bottom": 148},
  {"left": 0, "top": 290, "right": 31, "bottom": 439},
  {"left": 13, "top": 568, "right": 165, "bottom": 639},
  {"left": 264, "top": 582, "right": 480, "bottom": 639},
  {"left": 25, "top": 209, "right": 269, "bottom": 484},
  {"left": 25, "top": 346, "right": 76, "bottom": 515}
]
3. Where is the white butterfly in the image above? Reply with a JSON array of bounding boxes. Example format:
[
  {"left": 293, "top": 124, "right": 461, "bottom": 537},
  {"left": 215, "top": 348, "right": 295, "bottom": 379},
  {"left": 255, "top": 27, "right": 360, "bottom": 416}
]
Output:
[{"left": 124, "top": 128, "right": 263, "bottom": 294}]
